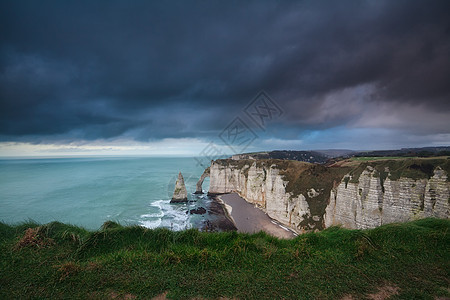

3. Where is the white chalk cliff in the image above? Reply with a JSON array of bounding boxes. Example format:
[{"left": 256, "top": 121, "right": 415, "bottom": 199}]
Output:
[
  {"left": 209, "top": 160, "right": 316, "bottom": 232},
  {"left": 324, "top": 166, "right": 449, "bottom": 229},
  {"left": 207, "top": 159, "right": 450, "bottom": 232}
]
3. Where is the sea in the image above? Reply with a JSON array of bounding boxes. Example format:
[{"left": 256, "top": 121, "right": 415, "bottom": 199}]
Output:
[{"left": 0, "top": 156, "right": 212, "bottom": 231}]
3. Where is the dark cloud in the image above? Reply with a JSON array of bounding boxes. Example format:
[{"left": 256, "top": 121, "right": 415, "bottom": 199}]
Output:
[{"left": 1, "top": 0, "right": 449, "bottom": 145}]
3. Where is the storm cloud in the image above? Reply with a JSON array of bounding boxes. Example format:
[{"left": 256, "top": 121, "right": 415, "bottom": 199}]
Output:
[{"left": 1, "top": 0, "right": 449, "bottom": 150}]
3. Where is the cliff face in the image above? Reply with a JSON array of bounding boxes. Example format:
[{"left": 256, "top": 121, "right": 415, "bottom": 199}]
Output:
[
  {"left": 209, "top": 160, "right": 308, "bottom": 231},
  {"left": 208, "top": 158, "right": 450, "bottom": 232},
  {"left": 324, "top": 166, "right": 449, "bottom": 229},
  {"left": 208, "top": 159, "right": 343, "bottom": 232}
]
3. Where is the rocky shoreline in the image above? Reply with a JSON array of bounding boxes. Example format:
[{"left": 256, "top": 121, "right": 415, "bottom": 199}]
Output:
[
  {"left": 201, "top": 194, "right": 237, "bottom": 232},
  {"left": 202, "top": 192, "right": 296, "bottom": 238}
]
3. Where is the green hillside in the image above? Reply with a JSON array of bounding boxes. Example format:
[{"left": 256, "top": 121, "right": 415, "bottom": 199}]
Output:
[{"left": 1, "top": 219, "right": 449, "bottom": 299}]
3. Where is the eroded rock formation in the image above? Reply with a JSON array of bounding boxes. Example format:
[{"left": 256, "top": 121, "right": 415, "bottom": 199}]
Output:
[
  {"left": 207, "top": 158, "right": 450, "bottom": 232},
  {"left": 208, "top": 159, "right": 330, "bottom": 232},
  {"left": 195, "top": 167, "right": 210, "bottom": 194},
  {"left": 324, "top": 166, "right": 449, "bottom": 229},
  {"left": 171, "top": 172, "right": 188, "bottom": 203}
]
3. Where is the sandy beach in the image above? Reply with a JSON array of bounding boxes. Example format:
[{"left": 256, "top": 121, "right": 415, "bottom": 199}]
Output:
[{"left": 218, "top": 193, "right": 297, "bottom": 239}]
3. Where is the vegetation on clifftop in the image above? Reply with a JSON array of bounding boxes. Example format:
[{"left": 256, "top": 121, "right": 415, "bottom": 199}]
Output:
[
  {"left": 212, "top": 157, "right": 449, "bottom": 230},
  {"left": 275, "top": 161, "right": 351, "bottom": 230},
  {"left": 214, "top": 159, "right": 352, "bottom": 230},
  {"left": 345, "top": 157, "right": 450, "bottom": 183},
  {"left": 1, "top": 219, "right": 449, "bottom": 299}
]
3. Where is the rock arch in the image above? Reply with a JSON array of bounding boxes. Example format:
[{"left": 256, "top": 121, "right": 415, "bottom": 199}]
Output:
[{"left": 194, "top": 167, "right": 210, "bottom": 194}]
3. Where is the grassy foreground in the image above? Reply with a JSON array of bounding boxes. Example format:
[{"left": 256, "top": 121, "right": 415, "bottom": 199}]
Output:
[{"left": 1, "top": 219, "right": 449, "bottom": 299}]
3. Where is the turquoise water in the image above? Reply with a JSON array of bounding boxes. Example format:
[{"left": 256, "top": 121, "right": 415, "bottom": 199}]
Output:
[{"left": 0, "top": 157, "right": 210, "bottom": 230}]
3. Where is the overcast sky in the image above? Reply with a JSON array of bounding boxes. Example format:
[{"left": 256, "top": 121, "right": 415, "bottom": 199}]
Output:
[{"left": 1, "top": 0, "right": 449, "bottom": 156}]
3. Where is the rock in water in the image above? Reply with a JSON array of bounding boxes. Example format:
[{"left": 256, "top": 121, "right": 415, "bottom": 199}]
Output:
[
  {"left": 187, "top": 207, "right": 207, "bottom": 215},
  {"left": 171, "top": 172, "right": 188, "bottom": 203}
]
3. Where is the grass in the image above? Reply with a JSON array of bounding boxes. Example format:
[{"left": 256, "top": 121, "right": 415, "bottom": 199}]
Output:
[
  {"left": 350, "top": 157, "right": 408, "bottom": 161},
  {"left": 346, "top": 157, "right": 450, "bottom": 183},
  {"left": 1, "top": 218, "right": 449, "bottom": 299}
]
